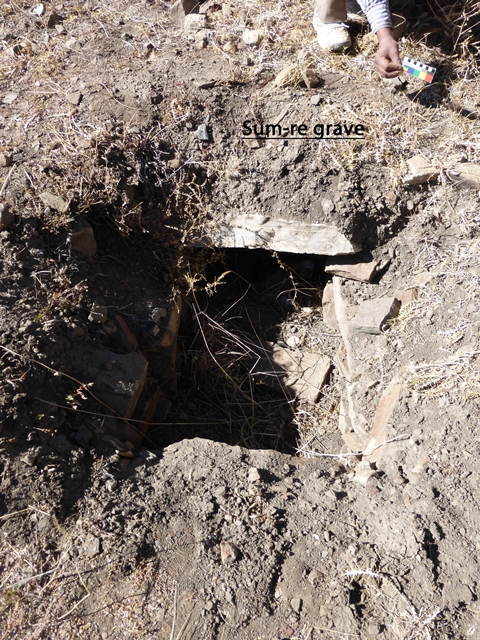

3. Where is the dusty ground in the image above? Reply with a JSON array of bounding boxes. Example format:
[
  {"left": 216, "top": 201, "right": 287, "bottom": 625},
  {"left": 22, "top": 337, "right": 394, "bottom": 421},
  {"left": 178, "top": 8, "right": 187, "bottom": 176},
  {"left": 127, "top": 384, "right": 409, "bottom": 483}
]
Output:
[{"left": 1, "top": 0, "right": 480, "bottom": 638}]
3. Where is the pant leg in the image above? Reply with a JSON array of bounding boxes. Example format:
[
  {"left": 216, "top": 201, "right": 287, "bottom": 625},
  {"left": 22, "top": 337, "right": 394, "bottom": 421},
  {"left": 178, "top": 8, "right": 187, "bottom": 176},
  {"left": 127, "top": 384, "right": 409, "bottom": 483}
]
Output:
[{"left": 314, "top": 0, "right": 347, "bottom": 23}]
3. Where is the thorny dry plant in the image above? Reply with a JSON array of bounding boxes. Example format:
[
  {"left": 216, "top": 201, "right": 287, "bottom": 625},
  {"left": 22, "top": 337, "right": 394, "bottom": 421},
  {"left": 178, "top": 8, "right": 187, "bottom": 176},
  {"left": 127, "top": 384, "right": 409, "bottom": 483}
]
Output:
[{"left": 405, "top": 350, "right": 480, "bottom": 401}]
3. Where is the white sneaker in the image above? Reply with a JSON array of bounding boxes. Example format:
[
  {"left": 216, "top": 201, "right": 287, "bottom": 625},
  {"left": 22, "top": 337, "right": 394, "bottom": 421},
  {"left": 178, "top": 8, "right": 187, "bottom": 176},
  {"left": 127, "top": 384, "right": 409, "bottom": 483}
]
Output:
[{"left": 312, "top": 13, "right": 351, "bottom": 52}]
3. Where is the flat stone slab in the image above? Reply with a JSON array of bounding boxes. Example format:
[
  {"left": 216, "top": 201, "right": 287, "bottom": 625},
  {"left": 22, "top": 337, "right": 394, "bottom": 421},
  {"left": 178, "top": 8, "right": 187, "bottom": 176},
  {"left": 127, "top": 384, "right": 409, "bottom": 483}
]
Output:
[
  {"left": 350, "top": 297, "right": 401, "bottom": 335},
  {"left": 324, "top": 256, "right": 378, "bottom": 282},
  {"left": 194, "top": 214, "right": 361, "bottom": 256},
  {"left": 252, "top": 342, "right": 331, "bottom": 403}
]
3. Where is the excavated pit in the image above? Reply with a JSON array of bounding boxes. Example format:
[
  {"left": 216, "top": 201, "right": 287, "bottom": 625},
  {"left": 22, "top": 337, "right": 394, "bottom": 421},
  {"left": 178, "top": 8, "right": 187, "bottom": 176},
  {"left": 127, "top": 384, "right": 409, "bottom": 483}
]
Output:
[{"left": 149, "top": 248, "right": 334, "bottom": 452}]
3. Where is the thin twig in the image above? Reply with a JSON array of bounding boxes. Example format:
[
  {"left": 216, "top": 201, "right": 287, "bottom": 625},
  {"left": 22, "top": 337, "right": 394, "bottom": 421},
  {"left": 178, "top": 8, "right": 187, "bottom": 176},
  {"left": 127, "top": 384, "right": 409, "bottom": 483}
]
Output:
[
  {"left": 169, "top": 583, "right": 179, "bottom": 640},
  {"left": 297, "top": 433, "right": 410, "bottom": 458},
  {"left": 57, "top": 593, "right": 90, "bottom": 620},
  {"left": 174, "top": 605, "right": 195, "bottom": 640},
  {"left": 0, "top": 163, "right": 16, "bottom": 197}
]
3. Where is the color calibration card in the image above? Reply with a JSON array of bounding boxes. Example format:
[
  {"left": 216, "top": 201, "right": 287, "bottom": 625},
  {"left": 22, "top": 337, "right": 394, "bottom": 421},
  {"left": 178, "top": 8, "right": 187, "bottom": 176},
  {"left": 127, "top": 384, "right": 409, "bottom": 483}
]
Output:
[{"left": 402, "top": 57, "right": 436, "bottom": 83}]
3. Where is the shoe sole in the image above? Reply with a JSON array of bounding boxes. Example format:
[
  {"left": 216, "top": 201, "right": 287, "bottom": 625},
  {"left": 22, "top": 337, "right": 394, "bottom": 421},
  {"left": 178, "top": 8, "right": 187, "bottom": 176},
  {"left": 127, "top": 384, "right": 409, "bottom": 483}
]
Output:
[{"left": 317, "top": 40, "right": 352, "bottom": 52}]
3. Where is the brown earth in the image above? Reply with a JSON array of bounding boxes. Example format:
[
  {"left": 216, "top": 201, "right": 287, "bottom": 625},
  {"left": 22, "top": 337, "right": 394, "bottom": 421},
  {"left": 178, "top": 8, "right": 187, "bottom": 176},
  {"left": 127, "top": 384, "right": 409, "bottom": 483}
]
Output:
[{"left": 1, "top": 0, "right": 480, "bottom": 638}]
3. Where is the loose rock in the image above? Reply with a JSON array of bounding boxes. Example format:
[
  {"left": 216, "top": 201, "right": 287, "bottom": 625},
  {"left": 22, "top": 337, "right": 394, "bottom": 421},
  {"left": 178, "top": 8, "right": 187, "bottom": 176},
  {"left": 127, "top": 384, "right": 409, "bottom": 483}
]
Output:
[
  {"left": 47, "top": 11, "right": 62, "bottom": 27},
  {"left": 321, "top": 283, "right": 338, "bottom": 331},
  {"left": 39, "top": 191, "right": 69, "bottom": 213},
  {"left": 351, "top": 297, "right": 401, "bottom": 335},
  {"left": 85, "top": 536, "right": 101, "bottom": 558},
  {"left": 353, "top": 461, "right": 378, "bottom": 487},
  {"left": 220, "top": 541, "right": 239, "bottom": 564},
  {"left": 152, "top": 307, "right": 167, "bottom": 322},
  {"left": 301, "top": 68, "right": 320, "bottom": 88},
  {"left": 194, "top": 123, "right": 210, "bottom": 141},
  {"left": 286, "top": 335, "right": 300, "bottom": 348},
  {"left": 66, "top": 91, "right": 82, "bottom": 106},
  {"left": 114, "top": 315, "right": 138, "bottom": 352},
  {"left": 65, "top": 37, "right": 81, "bottom": 50},
  {"left": 247, "top": 467, "right": 261, "bottom": 483},
  {"left": 184, "top": 13, "right": 206, "bottom": 30},
  {"left": 30, "top": 3, "right": 44, "bottom": 16},
  {"left": 447, "top": 163, "right": 480, "bottom": 189},
  {"left": 69, "top": 346, "right": 148, "bottom": 419},
  {"left": 170, "top": 0, "right": 198, "bottom": 24},
  {"left": 404, "top": 155, "right": 439, "bottom": 185},
  {"left": 252, "top": 343, "right": 331, "bottom": 403},
  {"left": 362, "top": 378, "right": 404, "bottom": 463},
  {"left": 242, "top": 29, "right": 262, "bottom": 46},
  {"left": 159, "top": 295, "right": 183, "bottom": 348},
  {"left": 197, "top": 214, "right": 361, "bottom": 255},
  {"left": 2, "top": 93, "right": 18, "bottom": 105},
  {"left": 291, "top": 597, "right": 302, "bottom": 613},
  {"left": 393, "top": 288, "right": 418, "bottom": 305},
  {"left": 274, "top": 63, "right": 298, "bottom": 88},
  {"left": 325, "top": 256, "right": 379, "bottom": 283}
]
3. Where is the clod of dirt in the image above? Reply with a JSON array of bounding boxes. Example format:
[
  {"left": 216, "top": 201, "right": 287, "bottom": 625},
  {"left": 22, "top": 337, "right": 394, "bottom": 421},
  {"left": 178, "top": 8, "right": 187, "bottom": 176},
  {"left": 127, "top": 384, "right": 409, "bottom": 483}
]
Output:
[
  {"left": 0, "top": 154, "right": 13, "bottom": 168},
  {"left": 0, "top": 203, "right": 14, "bottom": 230}
]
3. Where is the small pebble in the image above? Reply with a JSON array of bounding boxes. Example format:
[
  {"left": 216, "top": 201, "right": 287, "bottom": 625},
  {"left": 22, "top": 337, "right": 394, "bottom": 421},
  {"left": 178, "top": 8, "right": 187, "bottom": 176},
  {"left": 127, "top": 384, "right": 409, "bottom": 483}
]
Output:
[
  {"left": 194, "top": 123, "right": 210, "bottom": 142},
  {"left": 220, "top": 541, "right": 239, "bottom": 564},
  {"left": 248, "top": 467, "right": 261, "bottom": 482},
  {"left": 30, "top": 3, "right": 44, "bottom": 15},
  {"left": 290, "top": 597, "right": 302, "bottom": 613}
]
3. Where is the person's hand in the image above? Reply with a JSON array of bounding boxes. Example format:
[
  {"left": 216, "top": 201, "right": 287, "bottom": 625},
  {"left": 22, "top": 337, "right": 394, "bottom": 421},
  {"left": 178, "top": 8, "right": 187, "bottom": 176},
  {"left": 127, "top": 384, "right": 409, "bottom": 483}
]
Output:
[{"left": 374, "top": 27, "right": 403, "bottom": 78}]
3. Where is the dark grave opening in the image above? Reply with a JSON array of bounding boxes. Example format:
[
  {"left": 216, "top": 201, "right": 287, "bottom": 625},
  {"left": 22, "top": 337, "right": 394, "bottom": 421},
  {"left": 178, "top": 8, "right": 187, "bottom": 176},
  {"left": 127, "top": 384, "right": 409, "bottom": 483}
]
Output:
[{"left": 147, "top": 248, "right": 330, "bottom": 453}]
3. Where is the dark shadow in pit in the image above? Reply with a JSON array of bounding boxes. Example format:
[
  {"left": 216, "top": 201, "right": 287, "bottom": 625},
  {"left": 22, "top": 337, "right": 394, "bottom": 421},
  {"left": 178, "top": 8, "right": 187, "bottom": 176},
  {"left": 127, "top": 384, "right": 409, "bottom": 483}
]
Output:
[{"left": 148, "top": 249, "right": 330, "bottom": 453}]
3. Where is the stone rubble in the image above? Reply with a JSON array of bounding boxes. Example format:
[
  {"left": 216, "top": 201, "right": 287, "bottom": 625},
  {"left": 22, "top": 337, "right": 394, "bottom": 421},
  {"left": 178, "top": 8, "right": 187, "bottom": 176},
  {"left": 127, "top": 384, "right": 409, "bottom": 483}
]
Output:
[
  {"left": 184, "top": 13, "right": 206, "bottom": 29},
  {"left": 321, "top": 283, "right": 338, "bottom": 331},
  {"left": 301, "top": 68, "right": 320, "bottom": 88},
  {"left": 274, "top": 63, "right": 298, "bottom": 88},
  {"left": 362, "top": 378, "right": 404, "bottom": 463},
  {"left": 220, "top": 541, "right": 239, "bottom": 564},
  {"left": 0, "top": 154, "right": 13, "bottom": 168}
]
